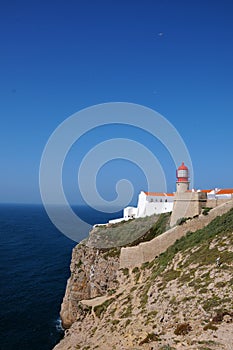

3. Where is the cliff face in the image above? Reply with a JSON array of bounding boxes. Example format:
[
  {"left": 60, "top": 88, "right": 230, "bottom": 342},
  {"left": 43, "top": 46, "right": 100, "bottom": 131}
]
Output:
[
  {"left": 56, "top": 207, "right": 233, "bottom": 350},
  {"left": 60, "top": 213, "right": 170, "bottom": 328},
  {"left": 60, "top": 244, "right": 120, "bottom": 328}
]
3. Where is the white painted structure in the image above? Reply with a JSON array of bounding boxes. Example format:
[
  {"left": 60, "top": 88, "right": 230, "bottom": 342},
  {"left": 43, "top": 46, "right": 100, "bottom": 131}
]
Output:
[
  {"left": 204, "top": 188, "right": 233, "bottom": 200},
  {"left": 136, "top": 191, "right": 174, "bottom": 217},
  {"left": 108, "top": 191, "right": 174, "bottom": 224},
  {"left": 123, "top": 206, "right": 138, "bottom": 219}
]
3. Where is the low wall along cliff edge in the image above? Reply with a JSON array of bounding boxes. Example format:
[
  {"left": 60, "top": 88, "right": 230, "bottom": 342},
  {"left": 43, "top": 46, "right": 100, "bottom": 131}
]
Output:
[{"left": 120, "top": 199, "right": 233, "bottom": 269}]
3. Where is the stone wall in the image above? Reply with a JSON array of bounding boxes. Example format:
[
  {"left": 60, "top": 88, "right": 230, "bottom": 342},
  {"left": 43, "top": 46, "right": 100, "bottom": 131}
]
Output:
[
  {"left": 206, "top": 198, "right": 230, "bottom": 208},
  {"left": 120, "top": 199, "right": 233, "bottom": 269},
  {"left": 170, "top": 192, "right": 207, "bottom": 227}
]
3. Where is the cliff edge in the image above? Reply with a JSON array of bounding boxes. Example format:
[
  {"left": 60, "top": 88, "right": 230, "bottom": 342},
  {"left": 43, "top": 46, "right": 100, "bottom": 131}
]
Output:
[{"left": 60, "top": 244, "right": 120, "bottom": 328}]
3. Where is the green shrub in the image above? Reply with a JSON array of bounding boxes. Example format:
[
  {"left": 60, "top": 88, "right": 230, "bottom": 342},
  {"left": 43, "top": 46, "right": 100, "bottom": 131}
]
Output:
[
  {"left": 202, "top": 207, "right": 212, "bottom": 216},
  {"left": 215, "top": 281, "right": 227, "bottom": 288},
  {"left": 134, "top": 271, "right": 141, "bottom": 283},
  {"left": 140, "top": 282, "right": 151, "bottom": 308},
  {"left": 121, "top": 268, "right": 129, "bottom": 277},
  {"left": 93, "top": 298, "right": 115, "bottom": 318},
  {"left": 174, "top": 322, "right": 192, "bottom": 335},
  {"left": 120, "top": 304, "right": 132, "bottom": 318},
  {"left": 203, "top": 322, "right": 218, "bottom": 331},
  {"left": 202, "top": 295, "right": 221, "bottom": 312},
  {"left": 176, "top": 217, "right": 188, "bottom": 225},
  {"left": 163, "top": 269, "right": 180, "bottom": 283},
  {"left": 108, "top": 289, "right": 116, "bottom": 295},
  {"left": 111, "top": 319, "right": 120, "bottom": 325},
  {"left": 103, "top": 247, "right": 121, "bottom": 259},
  {"left": 125, "top": 319, "right": 131, "bottom": 327},
  {"left": 76, "top": 259, "right": 83, "bottom": 268},
  {"left": 148, "top": 310, "right": 158, "bottom": 317},
  {"left": 212, "top": 310, "right": 233, "bottom": 323},
  {"left": 139, "top": 332, "right": 159, "bottom": 345},
  {"left": 132, "top": 266, "right": 140, "bottom": 274}
]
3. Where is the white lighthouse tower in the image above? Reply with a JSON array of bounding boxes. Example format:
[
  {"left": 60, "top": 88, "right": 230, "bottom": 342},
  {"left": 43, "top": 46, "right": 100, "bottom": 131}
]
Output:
[
  {"left": 176, "top": 162, "right": 189, "bottom": 193},
  {"left": 170, "top": 162, "right": 207, "bottom": 227}
]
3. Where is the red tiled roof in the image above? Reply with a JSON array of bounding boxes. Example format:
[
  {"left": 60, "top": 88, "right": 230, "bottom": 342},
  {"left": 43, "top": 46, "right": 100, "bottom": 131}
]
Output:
[
  {"left": 216, "top": 189, "right": 233, "bottom": 195},
  {"left": 144, "top": 191, "right": 174, "bottom": 197},
  {"left": 143, "top": 188, "right": 233, "bottom": 196}
]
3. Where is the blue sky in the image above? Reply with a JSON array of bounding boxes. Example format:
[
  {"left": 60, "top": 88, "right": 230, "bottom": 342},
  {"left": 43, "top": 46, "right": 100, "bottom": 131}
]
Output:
[{"left": 1, "top": 0, "right": 233, "bottom": 206}]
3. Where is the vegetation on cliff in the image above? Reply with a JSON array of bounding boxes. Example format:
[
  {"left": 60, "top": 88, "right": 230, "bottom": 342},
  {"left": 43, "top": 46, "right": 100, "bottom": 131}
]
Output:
[
  {"left": 86, "top": 212, "right": 171, "bottom": 249},
  {"left": 145, "top": 207, "right": 233, "bottom": 282}
]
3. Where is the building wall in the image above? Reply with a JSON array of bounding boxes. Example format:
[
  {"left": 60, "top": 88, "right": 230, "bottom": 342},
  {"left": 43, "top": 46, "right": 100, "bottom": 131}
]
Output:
[
  {"left": 206, "top": 198, "right": 230, "bottom": 208},
  {"left": 124, "top": 207, "right": 137, "bottom": 219},
  {"left": 170, "top": 192, "right": 207, "bottom": 227},
  {"left": 136, "top": 191, "right": 173, "bottom": 218},
  {"left": 136, "top": 191, "right": 147, "bottom": 217},
  {"left": 143, "top": 201, "right": 173, "bottom": 216},
  {"left": 176, "top": 181, "right": 189, "bottom": 193}
]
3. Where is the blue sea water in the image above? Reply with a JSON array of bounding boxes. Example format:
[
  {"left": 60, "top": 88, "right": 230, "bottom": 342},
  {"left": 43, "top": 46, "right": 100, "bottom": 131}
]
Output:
[{"left": 0, "top": 204, "right": 121, "bottom": 350}]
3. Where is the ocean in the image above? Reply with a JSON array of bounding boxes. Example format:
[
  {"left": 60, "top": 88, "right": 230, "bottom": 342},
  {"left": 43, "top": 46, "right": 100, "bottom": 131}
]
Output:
[{"left": 0, "top": 204, "right": 121, "bottom": 350}]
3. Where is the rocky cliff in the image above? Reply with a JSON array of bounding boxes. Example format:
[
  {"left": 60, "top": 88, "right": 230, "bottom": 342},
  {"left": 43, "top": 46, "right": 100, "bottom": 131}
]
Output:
[
  {"left": 60, "top": 244, "right": 120, "bottom": 328},
  {"left": 59, "top": 213, "right": 170, "bottom": 328},
  {"left": 55, "top": 206, "right": 233, "bottom": 350}
]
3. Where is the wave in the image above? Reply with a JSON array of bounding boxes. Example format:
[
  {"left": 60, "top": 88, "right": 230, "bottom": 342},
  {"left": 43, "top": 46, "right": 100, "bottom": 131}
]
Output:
[{"left": 55, "top": 317, "right": 64, "bottom": 333}]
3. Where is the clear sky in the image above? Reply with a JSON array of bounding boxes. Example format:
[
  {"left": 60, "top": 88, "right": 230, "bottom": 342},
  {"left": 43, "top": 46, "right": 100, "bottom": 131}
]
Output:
[{"left": 1, "top": 0, "right": 233, "bottom": 206}]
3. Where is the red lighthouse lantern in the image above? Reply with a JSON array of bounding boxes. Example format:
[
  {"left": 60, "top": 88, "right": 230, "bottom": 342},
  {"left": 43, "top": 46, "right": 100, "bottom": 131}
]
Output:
[
  {"left": 176, "top": 162, "right": 189, "bottom": 182},
  {"left": 176, "top": 162, "right": 189, "bottom": 192}
]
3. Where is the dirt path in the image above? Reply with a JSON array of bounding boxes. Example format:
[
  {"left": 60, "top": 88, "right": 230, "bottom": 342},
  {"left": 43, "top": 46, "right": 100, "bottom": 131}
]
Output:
[{"left": 80, "top": 294, "right": 112, "bottom": 308}]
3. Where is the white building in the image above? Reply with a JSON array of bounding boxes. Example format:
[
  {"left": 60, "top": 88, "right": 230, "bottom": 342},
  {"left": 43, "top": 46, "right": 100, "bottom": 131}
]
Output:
[
  {"left": 108, "top": 207, "right": 137, "bottom": 224},
  {"left": 204, "top": 188, "right": 233, "bottom": 200},
  {"left": 109, "top": 191, "right": 174, "bottom": 224},
  {"left": 135, "top": 191, "right": 174, "bottom": 217},
  {"left": 123, "top": 206, "right": 138, "bottom": 220}
]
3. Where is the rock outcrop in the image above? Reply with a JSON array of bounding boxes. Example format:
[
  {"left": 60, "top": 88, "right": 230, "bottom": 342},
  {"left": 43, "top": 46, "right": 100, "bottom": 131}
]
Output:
[{"left": 60, "top": 244, "right": 120, "bottom": 328}]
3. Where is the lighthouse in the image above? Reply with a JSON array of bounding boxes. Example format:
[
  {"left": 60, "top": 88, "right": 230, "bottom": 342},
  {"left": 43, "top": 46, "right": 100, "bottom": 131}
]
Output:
[
  {"left": 170, "top": 161, "right": 207, "bottom": 227},
  {"left": 176, "top": 162, "right": 189, "bottom": 193}
]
